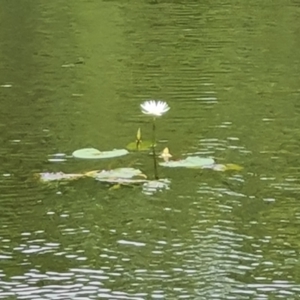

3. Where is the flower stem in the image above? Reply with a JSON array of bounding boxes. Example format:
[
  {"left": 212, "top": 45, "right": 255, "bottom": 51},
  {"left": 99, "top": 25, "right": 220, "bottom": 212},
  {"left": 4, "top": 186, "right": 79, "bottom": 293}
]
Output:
[{"left": 152, "top": 118, "right": 159, "bottom": 180}]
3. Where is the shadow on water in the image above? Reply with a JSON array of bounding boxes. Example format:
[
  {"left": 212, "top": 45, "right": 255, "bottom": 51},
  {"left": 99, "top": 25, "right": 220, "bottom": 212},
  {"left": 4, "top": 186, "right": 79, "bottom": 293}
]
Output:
[{"left": 1, "top": 0, "right": 300, "bottom": 299}]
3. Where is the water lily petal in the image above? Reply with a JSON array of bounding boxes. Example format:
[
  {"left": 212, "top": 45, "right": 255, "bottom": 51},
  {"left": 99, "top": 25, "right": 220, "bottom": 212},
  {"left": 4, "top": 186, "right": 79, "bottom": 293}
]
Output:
[{"left": 140, "top": 100, "right": 170, "bottom": 117}]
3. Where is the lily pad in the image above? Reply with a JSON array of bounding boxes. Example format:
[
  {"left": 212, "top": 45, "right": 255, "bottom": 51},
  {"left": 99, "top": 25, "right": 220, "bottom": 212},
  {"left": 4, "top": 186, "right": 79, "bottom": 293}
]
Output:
[
  {"left": 159, "top": 156, "right": 215, "bottom": 168},
  {"left": 37, "top": 169, "right": 171, "bottom": 194},
  {"left": 102, "top": 178, "right": 148, "bottom": 184},
  {"left": 72, "top": 148, "right": 128, "bottom": 159},
  {"left": 95, "top": 167, "right": 147, "bottom": 184},
  {"left": 222, "top": 164, "right": 243, "bottom": 171},
  {"left": 202, "top": 163, "right": 243, "bottom": 171},
  {"left": 38, "top": 172, "right": 84, "bottom": 182},
  {"left": 126, "top": 140, "right": 154, "bottom": 151}
]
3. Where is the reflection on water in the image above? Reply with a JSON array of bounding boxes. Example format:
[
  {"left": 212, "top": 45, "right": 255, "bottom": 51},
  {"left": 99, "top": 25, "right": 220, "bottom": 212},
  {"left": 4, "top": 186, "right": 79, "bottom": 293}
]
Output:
[{"left": 1, "top": 0, "right": 300, "bottom": 299}]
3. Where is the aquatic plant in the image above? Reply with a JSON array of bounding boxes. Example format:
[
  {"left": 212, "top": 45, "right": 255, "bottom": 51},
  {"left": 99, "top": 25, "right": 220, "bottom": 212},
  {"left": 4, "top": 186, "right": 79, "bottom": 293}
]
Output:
[
  {"left": 126, "top": 128, "right": 154, "bottom": 151},
  {"left": 72, "top": 148, "right": 128, "bottom": 159},
  {"left": 140, "top": 100, "right": 170, "bottom": 180},
  {"left": 37, "top": 99, "right": 242, "bottom": 195}
]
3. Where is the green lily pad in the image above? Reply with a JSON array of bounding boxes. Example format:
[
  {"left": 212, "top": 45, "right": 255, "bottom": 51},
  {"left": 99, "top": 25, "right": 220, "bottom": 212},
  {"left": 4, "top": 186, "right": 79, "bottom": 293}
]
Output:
[
  {"left": 72, "top": 148, "right": 128, "bottom": 159},
  {"left": 159, "top": 156, "right": 215, "bottom": 168},
  {"left": 95, "top": 167, "right": 147, "bottom": 184},
  {"left": 126, "top": 140, "right": 154, "bottom": 151},
  {"left": 203, "top": 163, "right": 243, "bottom": 171}
]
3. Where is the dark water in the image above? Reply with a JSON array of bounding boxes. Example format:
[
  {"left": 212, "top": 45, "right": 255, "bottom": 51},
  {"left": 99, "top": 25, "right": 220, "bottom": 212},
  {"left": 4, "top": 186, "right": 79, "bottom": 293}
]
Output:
[{"left": 1, "top": 0, "right": 300, "bottom": 299}]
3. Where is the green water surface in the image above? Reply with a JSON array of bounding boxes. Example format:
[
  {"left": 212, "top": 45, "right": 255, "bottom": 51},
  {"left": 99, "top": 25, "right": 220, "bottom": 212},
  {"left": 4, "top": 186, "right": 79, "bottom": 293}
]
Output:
[{"left": 0, "top": 1, "right": 300, "bottom": 299}]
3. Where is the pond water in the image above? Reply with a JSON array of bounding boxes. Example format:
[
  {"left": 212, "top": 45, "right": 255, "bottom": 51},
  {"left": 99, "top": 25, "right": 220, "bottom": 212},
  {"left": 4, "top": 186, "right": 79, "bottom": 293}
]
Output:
[{"left": 1, "top": 1, "right": 300, "bottom": 299}]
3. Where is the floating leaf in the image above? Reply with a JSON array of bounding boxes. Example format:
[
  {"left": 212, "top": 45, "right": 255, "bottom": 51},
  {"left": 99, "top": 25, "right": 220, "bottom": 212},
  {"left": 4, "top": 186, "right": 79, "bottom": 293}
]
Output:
[
  {"left": 38, "top": 169, "right": 171, "bottom": 194},
  {"left": 95, "top": 168, "right": 147, "bottom": 184},
  {"left": 202, "top": 164, "right": 227, "bottom": 171},
  {"left": 126, "top": 140, "right": 154, "bottom": 151},
  {"left": 72, "top": 148, "right": 128, "bottom": 159},
  {"left": 212, "top": 164, "right": 243, "bottom": 171},
  {"left": 84, "top": 170, "right": 101, "bottom": 177},
  {"left": 96, "top": 168, "right": 144, "bottom": 179},
  {"left": 102, "top": 178, "right": 148, "bottom": 184},
  {"left": 202, "top": 163, "right": 243, "bottom": 171},
  {"left": 38, "top": 172, "right": 84, "bottom": 182},
  {"left": 159, "top": 156, "right": 215, "bottom": 168},
  {"left": 223, "top": 163, "right": 243, "bottom": 171},
  {"left": 109, "top": 184, "right": 121, "bottom": 190}
]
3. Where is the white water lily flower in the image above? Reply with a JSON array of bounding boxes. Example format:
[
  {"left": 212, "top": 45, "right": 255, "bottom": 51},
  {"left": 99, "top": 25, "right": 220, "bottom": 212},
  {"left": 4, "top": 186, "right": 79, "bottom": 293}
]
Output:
[{"left": 140, "top": 100, "right": 170, "bottom": 117}]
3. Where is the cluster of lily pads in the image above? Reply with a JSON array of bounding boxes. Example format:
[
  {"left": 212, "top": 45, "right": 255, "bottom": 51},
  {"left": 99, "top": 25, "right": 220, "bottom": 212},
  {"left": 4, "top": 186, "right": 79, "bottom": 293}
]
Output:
[{"left": 38, "top": 100, "right": 242, "bottom": 195}]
